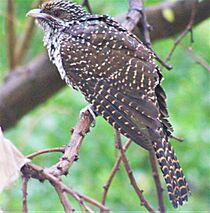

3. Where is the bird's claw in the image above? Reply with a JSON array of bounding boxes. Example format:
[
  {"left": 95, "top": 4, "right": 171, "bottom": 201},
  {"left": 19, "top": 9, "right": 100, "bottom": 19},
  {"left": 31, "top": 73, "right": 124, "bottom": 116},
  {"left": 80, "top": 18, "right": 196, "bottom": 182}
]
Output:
[{"left": 80, "top": 105, "right": 97, "bottom": 127}]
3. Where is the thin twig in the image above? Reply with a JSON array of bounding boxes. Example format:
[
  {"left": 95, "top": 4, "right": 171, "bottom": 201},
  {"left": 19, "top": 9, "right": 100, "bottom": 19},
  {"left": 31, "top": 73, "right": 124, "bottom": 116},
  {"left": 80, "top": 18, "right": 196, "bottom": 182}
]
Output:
[
  {"left": 137, "top": 0, "right": 150, "bottom": 48},
  {"left": 62, "top": 186, "right": 93, "bottom": 213},
  {"left": 180, "top": 43, "right": 210, "bottom": 72},
  {"left": 26, "top": 147, "right": 65, "bottom": 159},
  {"left": 72, "top": 193, "right": 109, "bottom": 212},
  {"left": 123, "top": 0, "right": 172, "bottom": 70},
  {"left": 6, "top": 0, "right": 16, "bottom": 70},
  {"left": 56, "top": 172, "right": 110, "bottom": 211},
  {"left": 149, "top": 151, "right": 165, "bottom": 213},
  {"left": 15, "top": 0, "right": 43, "bottom": 66},
  {"left": 51, "top": 181, "right": 74, "bottom": 213},
  {"left": 79, "top": 202, "right": 95, "bottom": 213},
  {"left": 62, "top": 179, "right": 108, "bottom": 211},
  {"left": 102, "top": 139, "right": 131, "bottom": 206},
  {"left": 165, "top": 1, "right": 197, "bottom": 62},
  {"left": 47, "top": 170, "right": 97, "bottom": 212},
  {"left": 21, "top": 163, "right": 110, "bottom": 212},
  {"left": 154, "top": 52, "right": 173, "bottom": 70},
  {"left": 21, "top": 109, "right": 110, "bottom": 211},
  {"left": 22, "top": 176, "right": 29, "bottom": 213},
  {"left": 137, "top": 0, "right": 172, "bottom": 70},
  {"left": 82, "top": 0, "right": 93, "bottom": 14},
  {"left": 115, "top": 132, "right": 155, "bottom": 212}
]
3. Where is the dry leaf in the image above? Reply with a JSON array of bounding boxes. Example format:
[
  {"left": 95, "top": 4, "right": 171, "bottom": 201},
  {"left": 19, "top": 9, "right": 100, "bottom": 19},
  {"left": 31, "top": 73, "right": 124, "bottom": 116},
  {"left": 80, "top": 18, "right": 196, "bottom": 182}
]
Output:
[{"left": 0, "top": 127, "right": 30, "bottom": 193}]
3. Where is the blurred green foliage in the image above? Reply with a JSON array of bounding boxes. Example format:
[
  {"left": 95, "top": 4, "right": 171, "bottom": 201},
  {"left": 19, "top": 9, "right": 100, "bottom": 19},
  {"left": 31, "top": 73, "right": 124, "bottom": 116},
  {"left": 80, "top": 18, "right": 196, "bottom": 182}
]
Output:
[{"left": 0, "top": 0, "right": 209, "bottom": 211}]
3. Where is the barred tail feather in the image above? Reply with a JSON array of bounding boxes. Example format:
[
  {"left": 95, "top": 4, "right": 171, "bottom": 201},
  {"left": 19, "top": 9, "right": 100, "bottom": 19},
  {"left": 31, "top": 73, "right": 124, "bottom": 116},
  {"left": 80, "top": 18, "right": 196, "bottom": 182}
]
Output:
[{"left": 152, "top": 134, "right": 190, "bottom": 208}]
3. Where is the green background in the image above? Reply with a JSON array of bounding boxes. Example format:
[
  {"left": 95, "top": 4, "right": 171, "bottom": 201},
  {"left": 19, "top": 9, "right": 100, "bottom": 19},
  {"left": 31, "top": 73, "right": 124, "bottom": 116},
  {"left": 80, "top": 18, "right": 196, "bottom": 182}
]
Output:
[{"left": 0, "top": 0, "right": 209, "bottom": 211}]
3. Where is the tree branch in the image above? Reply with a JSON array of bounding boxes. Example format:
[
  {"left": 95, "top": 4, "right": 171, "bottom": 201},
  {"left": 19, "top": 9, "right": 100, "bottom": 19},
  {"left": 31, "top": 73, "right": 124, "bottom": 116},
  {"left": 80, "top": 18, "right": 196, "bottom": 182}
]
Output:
[
  {"left": 115, "top": 133, "right": 155, "bottom": 212},
  {"left": 51, "top": 181, "right": 74, "bottom": 213},
  {"left": 21, "top": 163, "right": 109, "bottom": 212},
  {"left": 101, "top": 139, "right": 131, "bottom": 206},
  {"left": 1, "top": 0, "right": 209, "bottom": 130},
  {"left": 21, "top": 110, "right": 109, "bottom": 212},
  {"left": 180, "top": 43, "right": 210, "bottom": 72},
  {"left": 165, "top": 1, "right": 197, "bottom": 62},
  {"left": 47, "top": 110, "right": 93, "bottom": 176},
  {"left": 122, "top": 0, "right": 144, "bottom": 32},
  {"left": 6, "top": 0, "right": 16, "bottom": 70},
  {"left": 0, "top": 53, "right": 65, "bottom": 130},
  {"left": 14, "top": 0, "right": 43, "bottom": 66},
  {"left": 22, "top": 176, "right": 29, "bottom": 213},
  {"left": 140, "top": 0, "right": 210, "bottom": 41},
  {"left": 26, "top": 147, "right": 65, "bottom": 159},
  {"left": 149, "top": 151, "right": 165, "bottom": 213}
]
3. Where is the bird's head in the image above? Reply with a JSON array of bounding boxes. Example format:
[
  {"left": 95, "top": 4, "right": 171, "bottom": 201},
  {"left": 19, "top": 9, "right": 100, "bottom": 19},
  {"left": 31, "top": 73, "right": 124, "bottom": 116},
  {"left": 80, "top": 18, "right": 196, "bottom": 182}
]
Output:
[{"left": 27, "top": 0, "right": 88, "bottom": 31}]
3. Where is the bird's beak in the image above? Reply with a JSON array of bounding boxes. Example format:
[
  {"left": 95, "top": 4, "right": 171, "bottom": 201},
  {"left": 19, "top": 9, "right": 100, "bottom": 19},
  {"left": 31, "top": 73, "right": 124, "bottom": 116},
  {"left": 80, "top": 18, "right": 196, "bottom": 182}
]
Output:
[
  {"left": 26, "top": 9, "right": 41, "bottom": 18},
  {"left": 26, "top": 9, "right": 49, "bottom": 19}
]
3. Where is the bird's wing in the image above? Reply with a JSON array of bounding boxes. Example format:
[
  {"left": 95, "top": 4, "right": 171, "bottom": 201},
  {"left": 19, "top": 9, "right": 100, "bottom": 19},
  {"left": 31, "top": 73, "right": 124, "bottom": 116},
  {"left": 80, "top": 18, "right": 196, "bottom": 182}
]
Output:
[{"left": 60, "top": 18, "right": 173, "bottom": 149}]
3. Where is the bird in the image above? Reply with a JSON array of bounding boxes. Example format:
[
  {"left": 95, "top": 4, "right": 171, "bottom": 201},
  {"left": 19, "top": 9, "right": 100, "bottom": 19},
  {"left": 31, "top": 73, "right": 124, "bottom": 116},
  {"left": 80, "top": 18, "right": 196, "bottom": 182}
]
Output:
[{"left": 27, "top": 0, "right": 190, "bottom": 208}]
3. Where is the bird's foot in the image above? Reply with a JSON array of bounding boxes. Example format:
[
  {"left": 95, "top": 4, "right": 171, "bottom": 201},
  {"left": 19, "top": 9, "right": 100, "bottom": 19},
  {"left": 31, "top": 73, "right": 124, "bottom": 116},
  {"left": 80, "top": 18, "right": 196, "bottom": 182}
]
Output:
[{"left": 80, "top": 105, "right": 98, "bottom": 127}]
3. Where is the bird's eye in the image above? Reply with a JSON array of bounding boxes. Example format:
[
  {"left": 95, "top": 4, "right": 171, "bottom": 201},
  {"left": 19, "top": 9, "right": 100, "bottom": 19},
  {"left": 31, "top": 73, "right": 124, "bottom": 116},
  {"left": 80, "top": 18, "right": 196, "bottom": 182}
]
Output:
[{"left": 53, "top": 9, "right": 62, "bottom": 17}]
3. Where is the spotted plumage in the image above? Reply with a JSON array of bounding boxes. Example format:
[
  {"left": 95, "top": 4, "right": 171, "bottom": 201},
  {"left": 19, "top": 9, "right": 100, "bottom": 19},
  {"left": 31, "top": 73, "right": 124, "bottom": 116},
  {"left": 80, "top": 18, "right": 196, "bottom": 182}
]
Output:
[{"left": 27, "top": 0, "right": 190, "bottom": 208}]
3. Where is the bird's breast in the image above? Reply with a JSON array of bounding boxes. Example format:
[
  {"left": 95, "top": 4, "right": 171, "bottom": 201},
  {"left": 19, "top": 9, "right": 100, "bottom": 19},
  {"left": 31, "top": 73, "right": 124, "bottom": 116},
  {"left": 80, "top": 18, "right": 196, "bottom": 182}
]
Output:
[{"left": 46, "top": 34, "right": 78, "bottom": 89}]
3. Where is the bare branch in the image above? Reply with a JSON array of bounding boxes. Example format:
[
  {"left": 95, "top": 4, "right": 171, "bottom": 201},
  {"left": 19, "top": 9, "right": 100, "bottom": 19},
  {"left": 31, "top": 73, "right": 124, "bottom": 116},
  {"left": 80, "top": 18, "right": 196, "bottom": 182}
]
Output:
[
  {"left": 20, "top": 110, "right": 105, "bottom": 211},
  {"left": 22, "top": 176, "right": 29, "bottom": 213},
  {"left": 15, "top": 0, "right": 43, "bottom": 66},
  {"left": 149, "top": 151, "right": 165, "bottom": 213},
  {"left": 115, "top": 133, "right": 155, "bottom": 212},
  {"left": 165, "top": 1, "right": 197, "bottom": 62},
  {"left": 63, "top": 188, "right": 110, "bottom": 212},
  {"left": 180, "top": 44, "right": 210, "bottom": 72},
  {"left": 102, "top": 139, "right": 131, "bottom": 206},
  {"left": 133, "top": 0, "right": 172, "bottom": 74},
  {"left": 6, "top": 0, "right": 16, "bottom": 70},
  {"left": 122, "top": 0, "right": 144, "bottom": 32},
  {"left": 0, "top": 53, "right": 65, "bottom": 130},
  {"left": 21, "top": 163, "right": 110, "bottom": 212},
  {"left": 51, "top": 181, "right": 74, "bottom": 213},
  {"left": 145, "top": 0, "right": 209, "bottom": 41},
  {"left": 47, "top": 110, "right": 93, "bottom": 176},
  {"left": 26, "top": 147, "right": 65, "bottom": 159}
]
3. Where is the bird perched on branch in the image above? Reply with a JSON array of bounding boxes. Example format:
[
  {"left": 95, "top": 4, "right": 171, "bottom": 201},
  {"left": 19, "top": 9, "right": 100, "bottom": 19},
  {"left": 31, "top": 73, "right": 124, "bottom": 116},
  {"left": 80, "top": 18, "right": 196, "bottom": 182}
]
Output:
[{"left": 27, "top": 0, "right": 189, "bottom": 208}]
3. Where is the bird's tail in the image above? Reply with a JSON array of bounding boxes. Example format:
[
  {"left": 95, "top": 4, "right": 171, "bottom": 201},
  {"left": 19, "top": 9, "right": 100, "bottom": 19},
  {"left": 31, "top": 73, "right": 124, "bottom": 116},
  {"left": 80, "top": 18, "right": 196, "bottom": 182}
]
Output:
[{"left": 152, "top": 135, "right": 190, "bottom": 208}]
